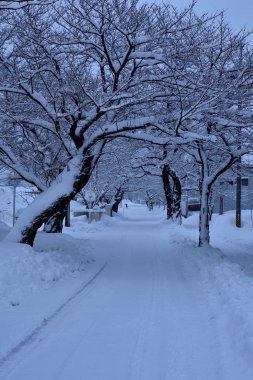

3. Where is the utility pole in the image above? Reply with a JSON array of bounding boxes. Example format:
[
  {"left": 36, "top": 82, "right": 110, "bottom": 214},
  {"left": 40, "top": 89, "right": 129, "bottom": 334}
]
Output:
[
  {"left": 236, "top": 158, "right": 242, "bottom": 227},
  {"left": 236, "top": 44, "right": 243, "bottom": 228},
  {"left": 13, "top": 180, "right": 17, "bottom": 226}
]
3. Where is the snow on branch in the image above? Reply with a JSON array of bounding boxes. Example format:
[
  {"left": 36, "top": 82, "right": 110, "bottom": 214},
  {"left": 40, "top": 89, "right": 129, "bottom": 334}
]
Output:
[
  {"left": 0, "top": 143, "right": 47, "bottom": 190},
  {"left": 0, "top": 0, "right": 53, "bottom": 10}
]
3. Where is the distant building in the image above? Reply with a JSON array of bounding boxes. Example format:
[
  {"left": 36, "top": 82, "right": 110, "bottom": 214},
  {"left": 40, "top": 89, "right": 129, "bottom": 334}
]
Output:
[
  {"left": 182, "top": 165, "right": 253, "bottom": 214},
  {"left": 213, "top": 175, "right": 253, "bottom": 213}
]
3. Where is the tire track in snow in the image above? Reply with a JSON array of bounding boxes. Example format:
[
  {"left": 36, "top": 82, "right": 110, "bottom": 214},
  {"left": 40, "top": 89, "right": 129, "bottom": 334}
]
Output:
[
  {"left": 0, "top": 262, "right": 107, "bottom": 372},
  {"left": 128, "top": 239, "right": 178, "bottom": 380},
  {"left": 127, "top": 243, "right": 157, "bottom": 380},
  {"left": 162, "top": 245, "right": 223, "bottom": 380}
]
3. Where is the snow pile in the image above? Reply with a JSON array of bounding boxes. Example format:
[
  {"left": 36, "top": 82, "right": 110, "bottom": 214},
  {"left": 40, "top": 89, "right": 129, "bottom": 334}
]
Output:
[
  {"left": 210, "top": 211, "right": 253, "bottom": 275},
  {"left": 0, "top": 190, "right": 95, "bottom": 307},
  {"left": 178, "top": 243, "right": 253, "bottom": 376},
  {"left": 0, "top": 220, "right": 10, "bottom": 240},
  {"left": 177, "top": 211, "right": 253, "bottom": 374},
  {"left": 0, "top": 233, "right": 90, "bottom": 306},
  {"left": 213, "top": 259, "right": 253, "bottom": 359},
  {"left": 34, "top": 232, "right": 92, "bottom": 273},
  {"left": 182, "top": 210, "right": 253, "bottom": 274}
]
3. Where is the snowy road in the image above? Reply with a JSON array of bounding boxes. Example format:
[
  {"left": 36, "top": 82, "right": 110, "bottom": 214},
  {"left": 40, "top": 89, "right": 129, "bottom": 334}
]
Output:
[{"left": 1, "top": 205, "right": 251, "bottom": 379}]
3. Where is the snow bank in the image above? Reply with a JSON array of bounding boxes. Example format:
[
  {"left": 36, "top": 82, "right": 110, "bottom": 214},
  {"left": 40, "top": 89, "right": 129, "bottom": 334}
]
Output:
[
  {"left": 0, "top": 194, "right": 110, "bottom": 307},
  {"left": 0, "top": 220, "right": 10, "bottom": 240},
  {"left": 190, "top": 248, "right": 253, "bottom": 376},
  {"left": 175, "top": 215, "right": 253, "bottom": 376},
  {"left": 211, "top": 257, "right": 253, "bottom": 360},
  {"left": 173, "top": 211, "right": 253, "bottom": 374},
  {"left": 0, "top": 233, "right": 90, "bottom": 306},
  {"left": 182, "top": 210, "right": 253, "bottom": 275}
]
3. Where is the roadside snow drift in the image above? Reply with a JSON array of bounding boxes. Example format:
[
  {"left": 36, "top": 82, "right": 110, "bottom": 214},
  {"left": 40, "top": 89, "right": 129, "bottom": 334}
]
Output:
[{"left": 0, "top": 231, "right": 90, "bottom": 306}]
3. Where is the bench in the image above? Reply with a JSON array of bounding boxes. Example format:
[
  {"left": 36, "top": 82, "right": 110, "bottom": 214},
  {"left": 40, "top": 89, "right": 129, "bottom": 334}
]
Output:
[{"left": 73, "top": 209, "right": 105, "bottom": 223}]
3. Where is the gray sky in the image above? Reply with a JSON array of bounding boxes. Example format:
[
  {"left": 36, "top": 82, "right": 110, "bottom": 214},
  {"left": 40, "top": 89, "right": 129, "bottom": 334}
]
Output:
[
  {"left": 145, "top": 0, "right": 253, "bottom": 35},
  {"left": 174, "top": 0, "right": 253, "bottom": 33}
]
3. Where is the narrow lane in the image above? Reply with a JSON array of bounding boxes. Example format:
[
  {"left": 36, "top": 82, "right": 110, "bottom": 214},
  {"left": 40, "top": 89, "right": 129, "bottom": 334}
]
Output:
[{"left": 2, "top": 205, "right": 227, "bottom": 380}]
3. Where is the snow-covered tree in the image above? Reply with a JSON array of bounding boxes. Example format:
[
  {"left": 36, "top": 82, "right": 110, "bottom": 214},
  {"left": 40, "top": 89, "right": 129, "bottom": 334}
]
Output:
[
  {"left": 145, "top": 13, "right": 253, "bottom": 245},
  {"left": 1, "top": 0, "right": 253, "bottom": 249},
  {"left": 0, "top": 0, "right": 164, "bottom": 245},
  {"left": 82, "top": 138, "right": 147, "bottom": 212},
  {"left": 132, "top": 145, "right": 183, "bottom": 221},
  {"left": 167, "top": 18, "right": 253, "bottom": 246},
  {"left": 0, "top": 1, "right": 52, "bottom": 10}
]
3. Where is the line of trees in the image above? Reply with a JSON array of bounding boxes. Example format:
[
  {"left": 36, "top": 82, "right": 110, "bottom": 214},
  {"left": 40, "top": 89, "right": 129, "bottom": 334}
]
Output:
[{"left": 0, "top": 0, "right": 253, "bottom": 247}]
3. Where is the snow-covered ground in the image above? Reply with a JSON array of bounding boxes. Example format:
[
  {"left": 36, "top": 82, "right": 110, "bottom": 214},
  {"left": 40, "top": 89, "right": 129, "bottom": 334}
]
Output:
[{"left": 0, "top": 192, "right": 253, "bottom": 379}]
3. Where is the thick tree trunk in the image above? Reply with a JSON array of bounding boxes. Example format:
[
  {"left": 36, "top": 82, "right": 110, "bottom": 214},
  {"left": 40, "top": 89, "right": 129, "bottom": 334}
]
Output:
[
  {"left": 112, "top": 200, "right": 120, "bottom": 213},
  {"left": 198, "top": 146, "right": 212, "bottom": 247},
  {"left": 111, "top": 189, "right": 124, "bottom": 213},
  {"left": 43, "top": 206, "right": 67, "bottom": 233},
  {"left": 4, "top": 154, "right": 94, "bottom": 246},
  {"left": 65, "top": 202, "right": 71, "bottom": 227},
  {"left": 162, "top": 164, "right": 173, "bottom": 220},
  {"left": 170, "top": 169, "right": 182, "bottom": 223}
]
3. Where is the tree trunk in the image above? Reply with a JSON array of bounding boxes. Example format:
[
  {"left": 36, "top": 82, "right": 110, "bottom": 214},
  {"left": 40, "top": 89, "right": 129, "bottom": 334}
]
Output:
[
  {"left": 170, "top": 169, "right": 182, "bottom": 223},
  {"left": 219, "top": 196, "right": 224, "bottom": 215},
  {"left": 162, "top": 164, "right": 173, "bottom": 220},
  {"left": 111, "top": 189, "right": 124, "bottom": 213},
  {"left": 43, "top": 206, "right": 67, "bottom": 233},
  {"left": 199, "top": 182, "right": 211, "bottom": 247},
  {"left": 112, "top": 200, "right": 120, "bottom": 213},
  {"left": 197, "top": 143, "right": 240, "bottom": 247},
  {"left": 65, "top": 201, "right": 71, "bottom": 227},
  {"left": 4, "top": 154, "right": 94, "bottom": 246}
]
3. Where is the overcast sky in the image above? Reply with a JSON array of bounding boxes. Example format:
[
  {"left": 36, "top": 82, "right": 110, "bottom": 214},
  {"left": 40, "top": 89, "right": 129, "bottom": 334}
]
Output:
[
  {"left": 145, "top": 0, "right": 253, "bottom": 35},
  {"left": 176, "top": 0, "right": 252, "bottom": 32}
]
